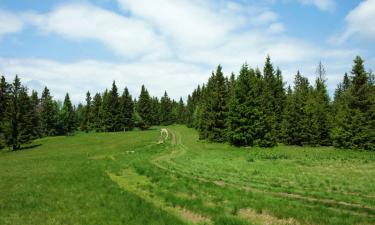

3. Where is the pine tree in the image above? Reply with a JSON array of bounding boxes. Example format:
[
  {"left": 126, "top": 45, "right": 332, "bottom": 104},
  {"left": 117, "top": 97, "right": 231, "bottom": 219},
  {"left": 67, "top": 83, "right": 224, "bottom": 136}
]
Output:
[
  {"left": 40, "top": 87, "right": 59, "bottom": 136},
  {"left": 150, "top": 97, "right": 160, "bottom": 125},
  {"left": 100, "top": 89, "right": 111, "bottom": 132},
  {"left": 177, "top": 97, "right": 185, "bottom": 124},
  {"left": 0, "top": 76, "right": 9, "bottom": 149},
  {"left": 257, "top": 56, "right": 277, "bottom": 147},
  {"left": 160, "top": 91, "right": 173, "bottom": 125},
  {"left": 60, "top": 93, "right": 76, "bottom": 135},
  {"left": 199, "top": 65, "right": 229, "bottom": 142},
  {"left": 5, "top": 76, "right": 33, "bottom": 150},
  {"left": 137, "top": 85, "right": 152, "bottom": 129},
  {"left": 91, "top": 93, "right": 102, "bottom": 132},
  {"left": 349, "top": 56, "right": 374, "bottom": 150},
  {"left": 119, "top": 87, "right": 134, "bottom": 131},
  {"left": 228, "top": 65, "right": 261, "bottom": 146},
  {"left": 81, "top": 91, "right": 92, "bottom": 132},
  {"left": 313, "top": 62, "right": 331, "bottom": 146},
  {"left": 30, "top": 90, "right": 41, "bottom": 139},
  {"left": 281, "top": 72, "right": 311, "bottom": 146}
]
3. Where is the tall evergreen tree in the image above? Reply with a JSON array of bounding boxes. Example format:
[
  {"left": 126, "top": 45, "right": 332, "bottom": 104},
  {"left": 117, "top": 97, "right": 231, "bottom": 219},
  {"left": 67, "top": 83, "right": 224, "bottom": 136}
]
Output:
[
  {"left": 91, "top": 93, "right": 102, "bottom": 132},
  {"left": 81, "top": 91, "right": 92, "bottom": 132},
  {"left": 150, "top": 97, "right": 160, "bottom": 125},
  {"left": 313, "top": 62, "right": 331, "bottom": 145},
  {"left": 119, "top": 87, "right": 134, "bottom": 131},
  {"left": 30, "top": 90, "right": 41, "bottom": 139},
  {"left": 60, "top": 93, "right": 76, "bottom": 135},
  {"left": 137, "top": 85, "right": 152, "bottom": 128},
  {"left": 40, "top": 87, "right": 59, "bottom": 136},
  {"left": 160, "top": 91, "right": 173, "bottom": 125},
  {"left": 199, "top": 65, "right": 228, "bottom": 142},
  {"left": 5, "top": 76, "right": 33, "bottom": 150},
  {"left": 0, "top": 76, "right": 9, "bottom": 149},
  {"left": 228, "top": 65, "right": 261, "bottom": 146},
  {"left": 177, "top": 97, "right": 185, "bottom": 124}
]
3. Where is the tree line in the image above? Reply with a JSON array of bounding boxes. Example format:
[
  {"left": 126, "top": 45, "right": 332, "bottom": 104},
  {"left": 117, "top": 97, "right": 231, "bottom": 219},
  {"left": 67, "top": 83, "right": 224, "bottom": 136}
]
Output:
[
  {"left": 0, "top": 55, "right": 373, "bottom": 151},
  {"left": 0, "top": 77, "right": 185, "bottom": 150},
  {"left": 187, "top": 56, "right": 374, "bottom": 150}
]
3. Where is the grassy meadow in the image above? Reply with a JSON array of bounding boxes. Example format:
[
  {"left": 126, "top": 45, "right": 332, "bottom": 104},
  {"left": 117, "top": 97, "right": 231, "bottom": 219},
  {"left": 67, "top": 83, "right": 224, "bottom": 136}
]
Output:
[{"left": 0, "top": 125, "right": 374, "bottom": 225}]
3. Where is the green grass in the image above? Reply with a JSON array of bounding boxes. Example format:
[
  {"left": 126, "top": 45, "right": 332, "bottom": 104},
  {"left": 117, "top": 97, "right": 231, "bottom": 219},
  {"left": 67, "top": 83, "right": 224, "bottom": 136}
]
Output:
[{"left": 0, "top": 125, "right": 374, "bottom": 225}]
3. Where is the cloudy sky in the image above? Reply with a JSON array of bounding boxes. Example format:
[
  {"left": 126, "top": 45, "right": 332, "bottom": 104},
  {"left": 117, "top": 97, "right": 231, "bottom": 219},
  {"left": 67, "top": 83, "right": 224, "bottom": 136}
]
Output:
[{"left": 0, "top": 0, "right": 374, "bottom": 103}]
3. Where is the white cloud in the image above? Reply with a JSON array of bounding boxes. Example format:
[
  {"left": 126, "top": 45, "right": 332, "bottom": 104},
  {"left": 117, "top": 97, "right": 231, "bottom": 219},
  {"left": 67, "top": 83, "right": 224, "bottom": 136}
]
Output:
[
  {"left": 0, "top": 0, "right": 368, "bottom": 103},
  {"left": 0, "top": 10, "right": 24, "bottom": 38},
  {"left": 25, "top": 3, "right": 170, "bottom": 58},
  {"left": 0, "top": 58, "right": 208, "bottom": 103},
  {"left": 334, "top": 0, "right": 375, "bottom": 43},
  {"left": 298, "top": 0, "right": 336, "bottom": 11}
]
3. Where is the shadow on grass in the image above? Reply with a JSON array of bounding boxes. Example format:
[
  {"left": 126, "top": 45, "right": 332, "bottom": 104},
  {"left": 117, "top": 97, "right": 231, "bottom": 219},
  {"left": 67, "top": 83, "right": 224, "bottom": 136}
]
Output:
[{"left": 20, "top": 144, "right": 42, "bottom": 150}]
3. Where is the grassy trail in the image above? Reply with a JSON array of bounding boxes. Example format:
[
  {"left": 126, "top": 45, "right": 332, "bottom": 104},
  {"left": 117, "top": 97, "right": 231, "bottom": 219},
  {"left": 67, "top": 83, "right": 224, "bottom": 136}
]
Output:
[{"left": 0, "top": 125, "right": 374, "bottom": 225}]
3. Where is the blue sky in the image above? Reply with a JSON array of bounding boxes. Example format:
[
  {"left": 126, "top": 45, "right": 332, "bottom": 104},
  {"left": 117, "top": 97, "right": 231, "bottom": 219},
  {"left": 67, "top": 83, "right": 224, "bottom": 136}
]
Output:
[{"left": 0, "top": 0, "right": 374, "bottom": 103}]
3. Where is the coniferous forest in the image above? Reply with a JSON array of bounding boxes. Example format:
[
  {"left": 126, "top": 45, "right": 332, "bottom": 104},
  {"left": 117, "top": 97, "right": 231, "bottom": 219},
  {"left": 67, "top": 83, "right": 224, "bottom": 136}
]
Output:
[{"left": 0, "top": 56, "right": 374, "bottom": 151}]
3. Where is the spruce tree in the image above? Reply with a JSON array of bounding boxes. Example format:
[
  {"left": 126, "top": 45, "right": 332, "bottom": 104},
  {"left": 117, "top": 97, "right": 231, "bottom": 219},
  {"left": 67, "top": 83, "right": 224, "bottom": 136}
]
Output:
[
  {"left": 40, "top": 87, "right": 59, "bottom": 136},
  {"left": 313, "top": 62, "right": 331, "bottom": 146},
  {"left": 5, "top": 76, "right": 33, "bottom": 150},
  {"left": 30, "top": 90, "right": 41, "bottom": 139},
  {"left": 200, "top": 65, "right": 228, "bottom": 142},
  {"left": 100, "top": 89, "right": 111, "bottom": 132},
  {"left": 137, "top": 85, "right": 152, "bottom": 129},
  {"left": 91, "top": 93, "right": 102, "bottom": 132},
  {"left": 150, "top": 97, "right": 160, "bottom": 125},
  {"left": 119, "top": 87, "right": 134, "bottom": 131},
  {"left": 81, "top": 91, "right": 92, "bottom": 132},
  {"left": 349, "top": 56, "right": 374, "bottom": 150},
  {"left": 177, "top": 97, "right": 185, "bottom": 124},
  {"left": 228, "top": 65, "right": 261, "bottom": 146},
  {"left": 60, "top": 93, "right": 76, "bottom": 135},
  {"left": 160, "top": 91, "right": 173, "bottom": 125},
  {"left": 0, "top": 76, "right": 9, "bottom": 149}
]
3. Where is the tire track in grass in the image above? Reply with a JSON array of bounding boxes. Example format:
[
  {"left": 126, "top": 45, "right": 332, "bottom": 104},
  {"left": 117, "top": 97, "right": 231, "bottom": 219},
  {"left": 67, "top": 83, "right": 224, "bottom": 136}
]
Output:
[{"left": 150, "top": 128, "right": 375, "bottom": 218}]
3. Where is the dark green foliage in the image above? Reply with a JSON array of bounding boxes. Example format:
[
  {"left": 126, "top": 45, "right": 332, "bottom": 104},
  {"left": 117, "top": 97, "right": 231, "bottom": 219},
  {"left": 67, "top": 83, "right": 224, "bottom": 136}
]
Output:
[
  {"left": 91, "top": 93, "right": 102, "bottom": 132},
  {"left": 101, "top": 81, "right": 121, "bottom": 132},
  {"left": 40, "top": 87, "right": 59, "bottom": 136},
  {"left": 81, "top": 91, "right": 92, "bottom": 132},
  {"left": 177, "top": 97, "right": 185, "bottom": 124},
  {"left": 227, "top": 65, "right": 261, "bottom": 146},
  {"left": 119, "top": 87, "right": 134, "bottom": 131},
  {"left": 150, "top": 97, "right": 160, "bottom": 125},
  {"left": 4, "top": 76, "right": 34, "bottom": 150},
  {"left": 281, "top": 72, "right": 311, "bottom": 146},
  {"left": 0, "top": 76, "right": 9, "bottom": 149},
  {"left": 198, "top": 65, "right": 228, "bottom": 142},
  {"left": 160, "top": 91, "right": 173, "bottom": 125},
  {"left": 137, "top": 85, "right": 152, "bottom": 129},
  {"left": 60, "top": 93, "right": 76, "bottom": 135},
  {"left": 333, "top": 56, "right": 375, "bottom": 150}
]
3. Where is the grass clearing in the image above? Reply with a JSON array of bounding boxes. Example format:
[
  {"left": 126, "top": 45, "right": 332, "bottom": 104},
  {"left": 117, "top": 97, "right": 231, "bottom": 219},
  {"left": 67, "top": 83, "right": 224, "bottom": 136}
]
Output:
[{"left": 0, "top": 125, "right": 374, "bottom": 225}]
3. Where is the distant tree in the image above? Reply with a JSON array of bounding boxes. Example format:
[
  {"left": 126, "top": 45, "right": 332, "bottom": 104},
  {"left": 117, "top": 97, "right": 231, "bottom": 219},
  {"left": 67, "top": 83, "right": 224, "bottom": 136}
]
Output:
[
  {"left": 150, "top": 97, "right": 160, "bottom": 125},
  {"left": 30, "top": 90, "right": 41, "bottom": 139},
  {"left": 91, "top": 93, "right": 102, "bottom": 132},
  {"left": 60, "top": 93, "right": 76, "bottom": 135},
  {"left": 177, "top": 97, "right": 185, "bottom": 124},
  {"left": 160, "top": 91, "right": 173, "bottom": 125},
  {"left": 137, "top": 85, "right": 152, "bottom": 129},
  {"left": 0, "top": 76, "right": 10, "bottom": 149},
  {"left": 40, "top": 87, "right": 59, "bottom": 136},
  {"left": 4, "top": 76, "right": 33, "bottom": 150},
  {"left": 312, "top": 62, "right": 332, "bottom": 146},
  {"left": 81, "top": 91, "right": 92, "bottom": 132},
  {"left": 119, "top": 87, "right": 134, "bottom": 131}
]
